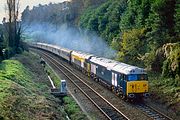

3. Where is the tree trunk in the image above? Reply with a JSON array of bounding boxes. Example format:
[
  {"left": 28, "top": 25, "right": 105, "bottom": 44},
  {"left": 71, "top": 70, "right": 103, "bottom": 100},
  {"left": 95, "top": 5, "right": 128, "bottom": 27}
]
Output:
[{"left": 6, "top": 0, "right": 20, "bottom": 50}]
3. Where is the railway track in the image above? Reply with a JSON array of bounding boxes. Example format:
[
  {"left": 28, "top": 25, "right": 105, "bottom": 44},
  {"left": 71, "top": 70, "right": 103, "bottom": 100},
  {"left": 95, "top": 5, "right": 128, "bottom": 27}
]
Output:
[
  {"left": 32, "top": 48, "right": 174, "bottom": 120},
  {"left": 33, "top": 48, "right": 130, "bottom": 120},
  {"left": 135, "top": 103, "right": 173, "bottom": 120}
]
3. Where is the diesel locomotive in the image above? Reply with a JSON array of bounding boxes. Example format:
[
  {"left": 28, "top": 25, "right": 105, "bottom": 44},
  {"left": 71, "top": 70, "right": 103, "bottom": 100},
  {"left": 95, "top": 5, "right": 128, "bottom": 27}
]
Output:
[{"left": 32, "top": 42, "right": 149, "bottom": 100}]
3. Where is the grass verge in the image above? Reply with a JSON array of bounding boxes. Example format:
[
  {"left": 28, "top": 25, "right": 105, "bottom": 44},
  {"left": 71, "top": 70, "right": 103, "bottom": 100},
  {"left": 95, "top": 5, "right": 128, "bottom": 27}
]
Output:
[
  {"left": 44, "top": 64, "right": 61, "bottom": 88},
  {"left": 0, "top": 53, "right": 66, "bottom": 120},
  {"left": 63, "top": 96, "right": 87, "bottom": 120}
]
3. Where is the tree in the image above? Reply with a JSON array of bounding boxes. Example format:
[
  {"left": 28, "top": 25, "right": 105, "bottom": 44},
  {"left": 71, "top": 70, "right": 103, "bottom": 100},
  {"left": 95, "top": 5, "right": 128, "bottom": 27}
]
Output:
[
  {"left": 175, "top": 1, "right": 180, "bottom": 36},
  {"left": 21, "top": 6, "right": 30, "bottom": 23},
  {"left": 4, "top": 0, "right": 21, "bottom": 53},
  {"left": 117, "top": 28, "right": 147, "bottom": 65},
  {"left": 0, "top": 28, "right": 4, "bottom": 59}
]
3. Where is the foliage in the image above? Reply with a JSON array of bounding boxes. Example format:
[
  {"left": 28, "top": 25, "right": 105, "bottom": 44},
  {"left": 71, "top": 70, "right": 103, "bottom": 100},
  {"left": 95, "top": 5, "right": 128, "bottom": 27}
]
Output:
[
  {"left": 149, "top": 72, "right": 180, "bottom": 115},
  {"left": 3, "top": 0, "right": 22, "bottom": 52},
  {"left": 110, "top": 38, "right": 121, "bottom": 51},
  {"left": 175, "top": 1, "right": 180, "bottom": 35},
  {"left": 79, "top": 0, "right": 127, "bottom": 43},
  {"left": 0, "top": 53, "right": 66, "bottom": 120},
  {"left": 63, "top": 96, "right": 86, "bottom": 120},
  {"left": 161, "top": 43, "right": 180, "bottom": 81},
  {"left": 116, "top": 28, "right": 147, "bottom": 65},
  {"left": 0, "top": 32, "right": 4, "bottom": 61},
  {"left": 79, "top": 0, "right": 179, "bottom": 77},
  {"left": 44, "top": 65, "right": 61, "bottom": 88},
  {"left": 21, "top": 0, "right": 106, "bottom": 26},
  {"left": 4, "top": 47, "right": 15, "bottom": 59},
  {"left": 0, "top": 0, "right": 23, "bottom": 60}
]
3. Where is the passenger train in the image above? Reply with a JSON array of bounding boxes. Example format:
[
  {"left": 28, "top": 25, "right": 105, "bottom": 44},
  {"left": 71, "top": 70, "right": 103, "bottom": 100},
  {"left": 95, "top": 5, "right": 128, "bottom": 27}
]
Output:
[{"left": 32, "top": 42, "right": 149, "bottom": 100}]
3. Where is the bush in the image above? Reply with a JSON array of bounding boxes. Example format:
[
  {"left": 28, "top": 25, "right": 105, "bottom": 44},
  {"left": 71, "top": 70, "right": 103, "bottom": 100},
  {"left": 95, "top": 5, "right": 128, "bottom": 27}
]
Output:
[
  {"left": 162, "top": 43, "right": 180, "bottom": 79},
  {"left": 4, "top": 47, "right": 15, "bottom": 59}
]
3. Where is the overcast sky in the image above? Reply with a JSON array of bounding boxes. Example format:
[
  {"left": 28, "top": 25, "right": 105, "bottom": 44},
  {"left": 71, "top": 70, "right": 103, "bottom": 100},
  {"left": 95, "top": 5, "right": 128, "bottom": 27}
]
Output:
[{"left": 0, "top": 0, "right": 69, "bottom": 23}]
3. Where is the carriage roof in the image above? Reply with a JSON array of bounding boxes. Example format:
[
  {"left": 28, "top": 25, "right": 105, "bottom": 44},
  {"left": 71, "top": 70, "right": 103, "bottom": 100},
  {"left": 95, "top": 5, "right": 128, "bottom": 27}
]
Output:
[
  {"left": 71, "top": 51, "right": 94, "bottom": 59},
  {"left": 37, "top": 42, "right": 72, "bottom": 53}
]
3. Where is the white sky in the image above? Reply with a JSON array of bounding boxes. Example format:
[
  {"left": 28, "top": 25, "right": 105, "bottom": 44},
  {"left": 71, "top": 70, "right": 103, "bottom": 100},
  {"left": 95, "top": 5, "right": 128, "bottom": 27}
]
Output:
[{"left": 0, "top": 0, "right": 69, "bottom": 23}]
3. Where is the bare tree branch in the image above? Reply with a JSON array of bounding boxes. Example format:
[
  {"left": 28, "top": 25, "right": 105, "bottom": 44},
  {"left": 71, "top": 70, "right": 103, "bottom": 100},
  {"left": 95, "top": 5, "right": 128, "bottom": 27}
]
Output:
[{"left": 4, "top": 0, "right": 21, "bottom": 49}]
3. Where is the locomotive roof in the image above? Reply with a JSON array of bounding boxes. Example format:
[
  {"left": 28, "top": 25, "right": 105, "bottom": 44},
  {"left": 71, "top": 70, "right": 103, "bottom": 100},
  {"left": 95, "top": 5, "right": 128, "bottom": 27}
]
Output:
[
  {"left": 90, "top": 56, "right": 146, "bottom": 75},
  {"left": 90, "top": 57, "right": 118, "bottom": 70},
  {"left": 72, "top": 51, "right": 94, "bottom": 59},
  {"left": 112, "top": 63, "right": 146, "bottom": 75}
]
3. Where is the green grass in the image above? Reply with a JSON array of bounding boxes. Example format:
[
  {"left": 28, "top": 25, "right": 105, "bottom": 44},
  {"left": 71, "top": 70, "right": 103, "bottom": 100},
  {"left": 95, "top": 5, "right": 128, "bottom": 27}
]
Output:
[
  {"left": 43, "top": 57, "right": 87, "bottom": 119},
  {"left": 0, "top": 60, "right": 35, "bottom": 119},
  {"left": 0, "top": 52, "right": 87, "bottom": 119},
  {"left": 44, "top": 65, "right": 61, "bottom": 88},
  {"left": 0, "top": 60, "right": 33, "bottom": 95},
  {"left": 0, "top": 60, "right": 36, "bottom": 92},
  {"left": 0, "top": 80, "right": 12, "bottom": 103},
  {"left": 63, "top": 96, "right": 87, "bottom": 120},
  {"left": 0, "top": 55, "right": 65, "bottom": 120}
]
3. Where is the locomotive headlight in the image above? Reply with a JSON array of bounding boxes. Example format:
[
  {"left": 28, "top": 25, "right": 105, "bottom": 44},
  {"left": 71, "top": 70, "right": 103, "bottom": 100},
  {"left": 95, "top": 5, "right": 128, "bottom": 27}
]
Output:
[
  {"left": 143, "top": 93, "right": 150, "bottom": 97},
  {"left": 128, "top": 94, "right": 135, "bottom": 98}
]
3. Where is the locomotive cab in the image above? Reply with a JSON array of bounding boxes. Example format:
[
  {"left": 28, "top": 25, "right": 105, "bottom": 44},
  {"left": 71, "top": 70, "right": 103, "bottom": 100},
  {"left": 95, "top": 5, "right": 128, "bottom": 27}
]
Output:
[
  {"left": 112, "top": 63, "right": 149, "bottom": 99},
  {"left": 126, "top": 74, "right": 149, "bottom": 98}
]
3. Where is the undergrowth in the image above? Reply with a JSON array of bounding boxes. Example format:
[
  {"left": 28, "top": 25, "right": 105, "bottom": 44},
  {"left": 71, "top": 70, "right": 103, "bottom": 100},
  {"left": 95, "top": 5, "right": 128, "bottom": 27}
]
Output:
[
  {"left": 63, "top": 96, "right": 87, "bottom": 120},
  {"left": 44, "top": 65, "right": 61, "bottom": 88},
  {"left": 149, "top": 72, "right": 180, "bottom": 115},
  {"left": 0, "top": 56, "right": 65, "bottom": 120}
]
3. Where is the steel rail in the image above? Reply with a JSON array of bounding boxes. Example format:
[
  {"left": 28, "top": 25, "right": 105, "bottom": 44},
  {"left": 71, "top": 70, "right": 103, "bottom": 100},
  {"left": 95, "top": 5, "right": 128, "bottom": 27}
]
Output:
[
  {"left": 34, "top": 48, "right": 130, "bottom": 120},
  {"left": 135, "top": 103, "right": 173, "bottom": 120},
  {"left": 44, "top": 49, "right": 174, "bottom": 120}
]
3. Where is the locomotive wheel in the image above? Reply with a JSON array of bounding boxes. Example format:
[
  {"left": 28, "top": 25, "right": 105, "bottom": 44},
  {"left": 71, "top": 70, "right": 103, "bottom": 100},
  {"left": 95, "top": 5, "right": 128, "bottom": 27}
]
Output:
[
  {"left": 121, "top": 95, "right": 127, "bottom": 100},
  {"left": 111, "top": 86, "right": 114, "bottom": 91},
  {"left": 95, "top": 78, "right": 99, "bottom": 82}
]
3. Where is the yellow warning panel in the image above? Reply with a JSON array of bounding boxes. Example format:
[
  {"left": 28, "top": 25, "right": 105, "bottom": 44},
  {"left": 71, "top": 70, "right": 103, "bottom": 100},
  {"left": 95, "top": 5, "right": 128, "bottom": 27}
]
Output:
[{"left": 126, "top": 81, "right": 148, "bottom": 95}]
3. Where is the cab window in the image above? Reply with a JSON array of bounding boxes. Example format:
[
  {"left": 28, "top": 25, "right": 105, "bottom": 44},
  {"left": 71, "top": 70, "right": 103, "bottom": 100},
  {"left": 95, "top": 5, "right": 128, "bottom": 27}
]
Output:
[
  {"left": 127, "top": 75, "right": 138, "bottom": 81},
  {"left": 127, "top": 74, "right": 148, "bottom": 81},
  {"left": 138, "top": 74, "right": 148, "bottom": 80}
]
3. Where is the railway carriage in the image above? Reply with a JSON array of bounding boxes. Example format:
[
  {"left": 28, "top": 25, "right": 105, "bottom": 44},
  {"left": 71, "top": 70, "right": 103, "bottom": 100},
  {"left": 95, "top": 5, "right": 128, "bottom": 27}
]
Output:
[
  {"left": 35, "top": 43, "right": 72, "bottom": 62},
  {"left": 71, "top": 51, "right": 93, "bottom": 75},
  {"left": 57, "top": 47, "right": 72, "bottom": 62}
]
